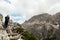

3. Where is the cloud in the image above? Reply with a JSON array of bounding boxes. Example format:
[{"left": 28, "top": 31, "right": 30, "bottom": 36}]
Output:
[
  {"left": 0, "top": 1, "right": 15, "bottom": 14},
  {"left": 4, "top": 0, "right": 11, "bottom": 4},
  {"left": 9, "top": 13, "right": 26, "bottom": 23},
  {"left": 47, "top": 3, "right": 60, "bottom": 15},
  {"left": 0, "top": 0, "right": 60, "bottom": 24},
  {"left": 0, "top": 0, "right": 16, "bottom": 22}
]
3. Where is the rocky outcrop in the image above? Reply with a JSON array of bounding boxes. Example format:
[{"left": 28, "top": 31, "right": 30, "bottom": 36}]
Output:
[
  {"left": 0, "top": 14, "right": 3, "bottom": 21},
  {"left": 0, "top": 29, "right": 10, "bottom": 40},
  {"left": 0, "top": 14, "right": 9, "bottom": 40},
  {"left": 22, "top": 13, "right": 60, "bottom": 40},
  {"left": 53, "top": 12, "right": 60, "bottom": 40},
  {"left": 0, "top": 14, "right": 23, "bottom": 40}
]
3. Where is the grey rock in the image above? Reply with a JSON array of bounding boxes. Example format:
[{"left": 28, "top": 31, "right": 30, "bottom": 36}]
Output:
[{"left": 22, "top": 13, "right": 60, "bottom": 40}]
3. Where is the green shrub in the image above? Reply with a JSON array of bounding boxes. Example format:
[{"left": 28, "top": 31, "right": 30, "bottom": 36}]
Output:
[
  {"left": 21, "top": 31, "right": 37, "bottom": 40},
  {"left": 13, "top": 24, "right": 37, "bottom": 40}
]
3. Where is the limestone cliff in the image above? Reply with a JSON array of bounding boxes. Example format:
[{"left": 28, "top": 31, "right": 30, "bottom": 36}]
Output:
[
  {"left": 0, "top": 14, "right": 23, "bottom": 40},
  {"left": 0, "top": 29, "right": 10, "bottom": 40},
  {"left": 0, "top": 14, "right": 36, "bottom": 40},
  {"left": 0, "top": 14, "right": 10, "bottom": 40},
  {"left": 22, "top": 13, "right": 60, "bottom": 40}
]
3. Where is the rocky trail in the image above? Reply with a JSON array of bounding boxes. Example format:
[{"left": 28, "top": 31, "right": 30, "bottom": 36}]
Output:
[
  {"left": 0, "top": 14, "right": 23, "bottom": 40},
  {"left": 0, "top": 26, "right": 23, "bottom": 40}
]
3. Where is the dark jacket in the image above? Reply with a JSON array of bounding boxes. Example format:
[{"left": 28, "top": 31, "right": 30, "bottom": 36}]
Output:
[{"left": 4, "top": 16, "right": 10, "bottom": 28}]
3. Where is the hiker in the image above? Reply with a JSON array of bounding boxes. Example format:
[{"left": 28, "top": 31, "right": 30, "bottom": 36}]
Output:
[{"left": 3, "top": 15, "right": 10, "bottom": 28}]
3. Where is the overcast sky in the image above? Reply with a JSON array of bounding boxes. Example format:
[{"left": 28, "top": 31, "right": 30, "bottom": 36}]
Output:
[{"left": 0, "top": 0, "right": 60, "bottom": 24}]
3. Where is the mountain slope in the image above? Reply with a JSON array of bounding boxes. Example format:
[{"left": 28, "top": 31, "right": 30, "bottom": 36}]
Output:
[
  {"left": 22, "top": 13, "right": 59, "bottom": 40},
  {"left": 0, "top": 14, "right": 37, "bottom": 40}
]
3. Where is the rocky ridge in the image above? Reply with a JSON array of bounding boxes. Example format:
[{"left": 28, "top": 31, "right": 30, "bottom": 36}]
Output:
[
  {"left": 0, "top": 14, "right": 23, "bottom": 40},
  {"left": 0, "top": 14, "right": 37, "bottom": 40},
  {"left": 22, "top": 13, "right": 60, "bottom": 40}
]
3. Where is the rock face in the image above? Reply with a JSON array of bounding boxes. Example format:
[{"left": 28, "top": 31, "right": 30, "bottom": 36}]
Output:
[
  {"left": 0, "top": 14, "right": 23, "bottom": 40},
  {"left": 0, "top": 14, "right": 3, "bottom": 28},
  {"left": 0, "top": 29, "right": 10, "bottom": 40},
  {"left": 0, "top": 14, "right": 10, "bottom": 40},
  {"left": 53, "top": 12, "right": 60, "bottom": 40},
  {"left": 22, "top": 13, "right": 59, "bottom": 40},
  {"left": 0, "top": 14, "right": 3, "bottom": 22}
]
